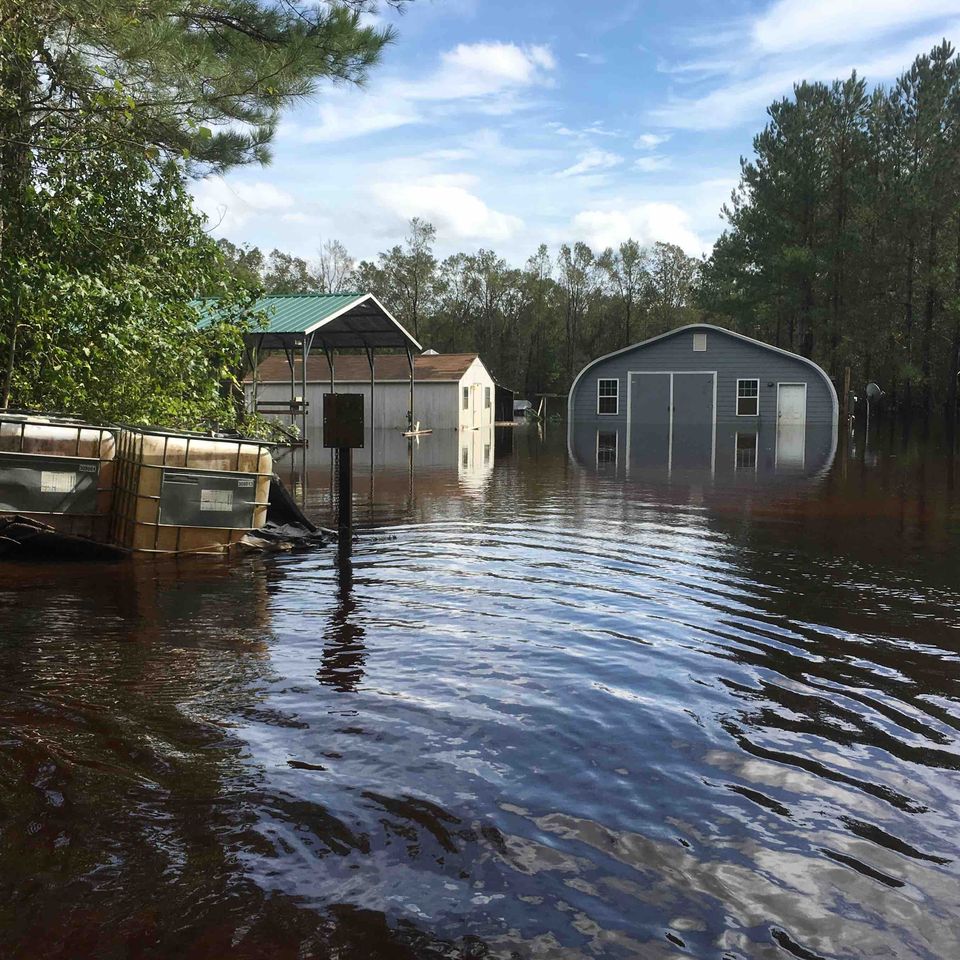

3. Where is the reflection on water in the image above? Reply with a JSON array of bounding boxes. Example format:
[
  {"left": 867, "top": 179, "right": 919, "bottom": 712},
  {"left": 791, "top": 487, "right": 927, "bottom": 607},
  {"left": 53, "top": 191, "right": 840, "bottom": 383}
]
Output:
[
  {"left": 2, "top": 421, "right": 960, "bottom": 958},
  {"left": 570, "top": 418, "right": 836, "bottom": 479},
  {"left": 275, "top": 426, "right": 498, "bottom": 526}
]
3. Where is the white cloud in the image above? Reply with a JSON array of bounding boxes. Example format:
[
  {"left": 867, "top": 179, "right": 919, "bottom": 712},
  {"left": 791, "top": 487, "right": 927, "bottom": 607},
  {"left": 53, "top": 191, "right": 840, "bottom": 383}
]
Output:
[
  {"left": 557, "top": 149, "right": 624, "bottom": 177},
  {"left": 301, "top": 94, "right": 421, "bottom": 143},
  {"left": 572, "top": 203, "right": 704, "bottom": 254},
  {"left": 635, "top": 133, "right": 670, "bottom": 149},
  {"left": 656, "top": 0, "right": 960, "bottom": 133},
  {"left": 753, "top": 0, "right": 959, "bottom": 53},
  {"left": 654, "top": 23, "right": 960, "bottom": 131},
  {"left": 402, "top": 41, "right": 555, "bottom": 100},
  {"left": 583, "top": 121, "right": 622, "bottom": 138},
  {"left": 634, "top": 155, "right": 671, "bottom": 172},
  {"left": 192, "top": 178, "right": 294, "bottom": 233},
  {"left": 371, "top": 175, "right": 523, "bottom": 243},
  {"left": 300, "top": 41, "right": 556, "bottom": 143},
  {"left": 652, "top": 65, "right": 804, "bottom": 130}
]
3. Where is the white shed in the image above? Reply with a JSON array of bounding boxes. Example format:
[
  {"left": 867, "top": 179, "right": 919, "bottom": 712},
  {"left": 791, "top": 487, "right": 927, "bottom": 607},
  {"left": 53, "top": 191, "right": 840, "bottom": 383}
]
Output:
[{"left": 248, "top": 352, "right": 496, "bottom": 431}]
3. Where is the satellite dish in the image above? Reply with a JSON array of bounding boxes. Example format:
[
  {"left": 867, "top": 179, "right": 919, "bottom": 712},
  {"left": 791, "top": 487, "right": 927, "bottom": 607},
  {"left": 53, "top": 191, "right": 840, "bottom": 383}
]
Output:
[{"left": 865, "top": 382, "right": 884, "bottom": 402}]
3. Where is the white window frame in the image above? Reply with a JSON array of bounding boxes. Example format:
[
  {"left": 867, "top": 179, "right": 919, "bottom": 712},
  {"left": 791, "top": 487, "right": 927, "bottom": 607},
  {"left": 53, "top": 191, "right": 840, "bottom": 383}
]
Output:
[
  {"left": 484, "top": 386, "right": 491, "bottom": 409},
  {"left": 597, "top": 378, "right": 619, "bottom": 415},
  {"left": 693, "top": 332, "right": 707, "bottom": 352},
  {"left": 462, "top": 385, "right": 470, "bottom": 410},
  {"left": 736, "top": 378, "right": 760, "bottom": 417},
  {"left": 734, "top": 432, "right": 758, "bottom": 473},
  {"left": 596, "top": 429, "right": 618, "bottom": 466}
]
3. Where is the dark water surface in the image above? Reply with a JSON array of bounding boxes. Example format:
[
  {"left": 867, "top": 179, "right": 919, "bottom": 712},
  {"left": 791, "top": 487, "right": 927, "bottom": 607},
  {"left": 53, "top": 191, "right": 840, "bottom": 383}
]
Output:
[{"left": 2, "top": 424, "right": 960, "bottom": 959}]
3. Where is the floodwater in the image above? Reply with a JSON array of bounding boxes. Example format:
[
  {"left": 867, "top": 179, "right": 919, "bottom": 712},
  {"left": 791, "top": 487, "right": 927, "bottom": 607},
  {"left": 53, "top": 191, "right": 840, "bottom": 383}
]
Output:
[{"left": 2, "top": 421, "right": 960, "bottom": 959}]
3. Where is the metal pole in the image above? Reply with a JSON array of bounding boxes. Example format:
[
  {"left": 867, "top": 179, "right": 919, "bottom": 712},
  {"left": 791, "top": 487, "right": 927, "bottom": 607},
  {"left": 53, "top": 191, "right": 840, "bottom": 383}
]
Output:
[
  {"left": 366, "top": 346, "right": 376, "bottom": 434},
  {"left": 284, "top": 343, "right": 295, "bottom": 425},
  {"left": 251, "top": 338, "right": 260, "bottom": 413},
  {"left": 324, "top": 346, "right": 336, "bottom": 497},
  {"left": 324, "top": 346, "right": 335, "bottom": 395},
  {"left": 300, "top": 337, "right": 308, "bottom": 444},
  {"left": 366, "top": 346, "right": 376, "bottom": 476},
  {"left": 406, "top": 345, "right": 415, "bottom": 431}
]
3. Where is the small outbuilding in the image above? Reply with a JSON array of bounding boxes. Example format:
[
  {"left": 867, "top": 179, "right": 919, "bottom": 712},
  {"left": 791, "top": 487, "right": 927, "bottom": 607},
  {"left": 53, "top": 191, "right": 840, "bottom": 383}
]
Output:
[
  {"left": 568, "top": 323, "right": 838, "bottom": 474},
  {"left": 494, "top": 382, "right": 515, "bottom": 424},
  {"left": 250, "top": 352, "right": 496, "bottom": 431}
]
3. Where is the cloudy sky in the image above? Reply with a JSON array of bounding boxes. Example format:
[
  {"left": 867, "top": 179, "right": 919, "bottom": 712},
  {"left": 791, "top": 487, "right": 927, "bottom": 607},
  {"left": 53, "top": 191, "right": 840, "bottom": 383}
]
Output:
[{"left": 193, "top": 0, "right": 960, "bottom": 265}]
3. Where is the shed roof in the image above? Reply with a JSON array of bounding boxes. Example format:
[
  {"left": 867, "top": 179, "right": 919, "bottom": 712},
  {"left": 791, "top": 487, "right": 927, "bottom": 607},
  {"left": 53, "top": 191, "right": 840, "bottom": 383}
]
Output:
[
  {"left": 251, "top": 352, "right": 480, "bottom": 384},
  {"left": 197, "top": 292, "right": 421, "bottom": 352}
]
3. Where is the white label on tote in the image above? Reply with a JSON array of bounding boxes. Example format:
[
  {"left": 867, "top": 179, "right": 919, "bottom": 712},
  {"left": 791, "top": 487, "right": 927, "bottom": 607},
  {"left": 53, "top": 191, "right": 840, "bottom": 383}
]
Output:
[
  {"left": 40, "top": 471, "right": 80, "bottom": 494},
  {"left": 200, "top": 489, "right": 233, "bottom": 511}
]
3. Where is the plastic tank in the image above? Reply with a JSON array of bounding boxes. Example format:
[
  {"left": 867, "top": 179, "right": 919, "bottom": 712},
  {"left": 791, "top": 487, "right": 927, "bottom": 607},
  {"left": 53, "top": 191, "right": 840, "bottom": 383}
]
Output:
[
  {"left": 110, "top": 427, "right": 272, "bottom": 554},
  {"left": 0, "top": 412, "right": 117, "bottom": 540}
]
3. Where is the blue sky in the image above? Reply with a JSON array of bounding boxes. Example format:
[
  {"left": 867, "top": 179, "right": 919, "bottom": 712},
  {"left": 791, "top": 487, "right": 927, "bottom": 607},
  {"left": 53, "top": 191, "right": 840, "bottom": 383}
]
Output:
[{"left": 193, "top": 0, "right": 960, "bottom": 265}]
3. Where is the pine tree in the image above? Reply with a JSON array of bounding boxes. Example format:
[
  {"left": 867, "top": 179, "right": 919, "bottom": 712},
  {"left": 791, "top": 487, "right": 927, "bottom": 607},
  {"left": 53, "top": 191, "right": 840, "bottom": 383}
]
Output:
[{"left": 0, "top": 0, "right": 404, "bottom": 404}]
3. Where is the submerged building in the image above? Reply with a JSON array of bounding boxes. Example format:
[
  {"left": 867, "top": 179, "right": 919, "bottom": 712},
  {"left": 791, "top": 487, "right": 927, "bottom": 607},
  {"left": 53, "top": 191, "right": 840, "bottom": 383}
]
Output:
[
  {"left": 249, "top": 352, "right": 496, "bottom": 431},
  {"left": 567, "top": 323, "right": 838, "bottom": 476}
]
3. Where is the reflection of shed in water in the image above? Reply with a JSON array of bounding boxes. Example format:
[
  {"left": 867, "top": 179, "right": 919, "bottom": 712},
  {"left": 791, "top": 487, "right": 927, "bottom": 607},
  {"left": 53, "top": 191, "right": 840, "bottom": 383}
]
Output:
[
  {"left": 273, "top": 426, "right": 496, "bottom": 523},
  {"left": 568, "top": 324, "right": 837, "bottom": 477}
]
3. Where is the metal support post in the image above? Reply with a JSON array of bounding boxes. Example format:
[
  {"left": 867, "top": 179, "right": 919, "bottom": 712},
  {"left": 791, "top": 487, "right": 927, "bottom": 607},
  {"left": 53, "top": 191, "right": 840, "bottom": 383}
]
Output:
[{"left": 406, "top": 345, "right": 415, "bottom": 430}]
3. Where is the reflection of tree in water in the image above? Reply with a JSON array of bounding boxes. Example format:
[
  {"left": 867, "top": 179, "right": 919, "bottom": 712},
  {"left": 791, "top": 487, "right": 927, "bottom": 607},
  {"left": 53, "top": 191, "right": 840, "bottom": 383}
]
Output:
[{"left": 317, "top": 553, "right": 367, "bottom": 692}]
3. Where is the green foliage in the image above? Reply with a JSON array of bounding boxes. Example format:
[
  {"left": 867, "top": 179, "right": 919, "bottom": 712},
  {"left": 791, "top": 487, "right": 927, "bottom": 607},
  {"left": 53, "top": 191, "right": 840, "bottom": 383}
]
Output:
[
  {"left": 321, "top": 221, "right": 702, "bottom": 396},
  {"left": 700, "top": 41, "right": 960, "bottom": 415},
  {"left": 0, "top": 0, "right": 404, "bottom": 424},
  {"left": 2, "top": 123, "right": 261, "bottom": 427},
  {"left": 0, "top": 0, "right": 400, "bottom": 172}
]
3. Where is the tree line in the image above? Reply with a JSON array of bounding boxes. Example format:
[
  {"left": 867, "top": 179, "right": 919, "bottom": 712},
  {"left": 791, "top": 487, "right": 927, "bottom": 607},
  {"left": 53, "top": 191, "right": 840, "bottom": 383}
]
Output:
[
  {"left": 701, "top": 40, "right": 960, "bottom": 418},
  {"left": 218, "top": 225, "right": 702, "bottom": 398},
  {"left": 222, "top": 39, "right": 960, "bottom": 421}
]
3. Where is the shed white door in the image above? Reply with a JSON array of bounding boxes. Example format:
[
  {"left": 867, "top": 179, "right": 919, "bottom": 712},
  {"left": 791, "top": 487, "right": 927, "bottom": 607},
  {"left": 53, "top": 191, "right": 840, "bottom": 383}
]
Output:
[
  {"left": 777, "top": 383, "right": 806, "bottom": 426},
  {"left": 776, "top": 383, "right": 806, "bottom": 468}
]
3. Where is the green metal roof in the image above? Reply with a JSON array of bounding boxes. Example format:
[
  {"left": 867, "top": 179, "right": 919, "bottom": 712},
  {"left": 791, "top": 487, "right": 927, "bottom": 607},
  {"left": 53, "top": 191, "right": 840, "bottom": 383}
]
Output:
[{"left": 196, "top": 292, "right": 421, "bottom": 351}]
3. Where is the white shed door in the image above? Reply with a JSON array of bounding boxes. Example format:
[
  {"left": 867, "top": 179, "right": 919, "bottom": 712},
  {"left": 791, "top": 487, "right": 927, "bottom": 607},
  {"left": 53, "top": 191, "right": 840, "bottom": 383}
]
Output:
[{"left": 777, "top": 383, "right": 806, "bottom": 426}]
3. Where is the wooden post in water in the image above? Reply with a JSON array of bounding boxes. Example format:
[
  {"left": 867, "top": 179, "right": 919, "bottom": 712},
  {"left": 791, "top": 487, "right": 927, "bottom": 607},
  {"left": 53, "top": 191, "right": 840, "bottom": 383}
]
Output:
[
  {"left": 324, "top": 393, "right": 363, "bottom": 561},
  {"left": 841, "top": 366, "right": 851, "bottom": 455},
  {"left": 337, "top": 446, "right": 352, "bottom": 559}
]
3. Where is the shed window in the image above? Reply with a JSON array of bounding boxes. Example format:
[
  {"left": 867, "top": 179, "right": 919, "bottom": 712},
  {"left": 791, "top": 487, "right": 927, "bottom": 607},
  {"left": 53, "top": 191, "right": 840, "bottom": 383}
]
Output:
[
  {"left": 597, "top": 378, "right": 619, "bottom": 415},
  {"left": 597, "top": 431, "right": 617, "bottom": 466},
  {"left": 735, "top": 433, "right": 757, "bottom": 471},
  {"left": 462, "top": 386, "right": 469, "bottom": 410},
  {"left": 736, "top": 379, "right": 759, "bottom": 416},
  {"left": 484, "top": 386, "right": 491, "bottom": 409},
  {"left": 693, "top": 332, "right": 707, "bottom": 352}
]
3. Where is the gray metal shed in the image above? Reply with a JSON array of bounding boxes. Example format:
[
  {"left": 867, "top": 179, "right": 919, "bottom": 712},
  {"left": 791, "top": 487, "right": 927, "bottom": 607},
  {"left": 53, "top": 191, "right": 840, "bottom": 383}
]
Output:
[{"left": 567, "top": 324, "right": 838, "bottom": 475}]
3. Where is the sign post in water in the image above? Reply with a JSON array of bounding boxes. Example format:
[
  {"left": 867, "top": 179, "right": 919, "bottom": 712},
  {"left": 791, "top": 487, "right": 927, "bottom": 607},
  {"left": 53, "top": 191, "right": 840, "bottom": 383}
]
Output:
[{"left": 322, "top": 393, "right": 364, "bottom": 556}]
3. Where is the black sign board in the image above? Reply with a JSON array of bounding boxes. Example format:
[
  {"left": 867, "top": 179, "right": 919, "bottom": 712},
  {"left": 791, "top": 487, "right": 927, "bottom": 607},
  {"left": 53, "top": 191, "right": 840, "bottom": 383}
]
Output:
[
  {"left": 0, "top": 452, "right": 101, "bottom": 515},
  {"left": 158, "top": 469, "right": 258, "bottom": 529},
  {"left": 323, "top": 393, "right": 364, "bottom": 449}
]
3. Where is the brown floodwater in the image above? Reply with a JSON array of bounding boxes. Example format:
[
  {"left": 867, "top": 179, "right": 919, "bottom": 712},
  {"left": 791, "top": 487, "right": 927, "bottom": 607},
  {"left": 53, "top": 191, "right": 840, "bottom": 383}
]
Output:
[{"left": 1, "top": 421, "right": 959, "bottom": 959}]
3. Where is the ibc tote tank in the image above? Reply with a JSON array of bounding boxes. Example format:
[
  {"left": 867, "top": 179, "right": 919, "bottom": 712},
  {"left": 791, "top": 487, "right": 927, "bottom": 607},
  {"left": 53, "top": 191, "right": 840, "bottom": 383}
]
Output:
[
  {"left": 109, "top": 427, "right": 272, "bottom": 554},
  {"left": 0, "top": 412, "right": 117, "bottom": 540}
]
